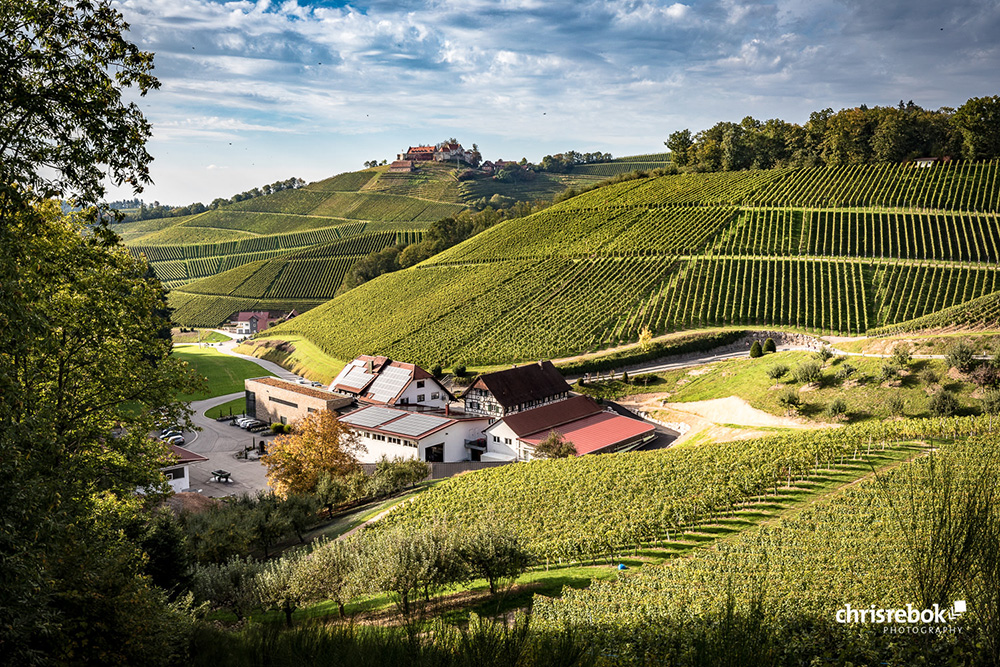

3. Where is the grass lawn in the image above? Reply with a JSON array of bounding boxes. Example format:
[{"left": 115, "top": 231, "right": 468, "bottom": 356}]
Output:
[
  {"left": 173, "top": 346, "right": 274, "bottom": 401},
  {"left": 204, "top": 397, "right": 247, "bottom": 419},
  {"left": 832, "top": 331, "right": 1000, "bottom": 356},
  {"left": 234, "top": 335, "right": 346, "bottom": 384},
  {"left": 580, "top": 350, "right": 982, "bottom": 422},
  {"left": 172, "top": 328, "right": 231, "bottom": 345}
]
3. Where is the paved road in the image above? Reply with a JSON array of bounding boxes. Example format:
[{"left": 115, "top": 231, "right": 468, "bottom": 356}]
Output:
[{"left": 180, "top": 391, "right": 272, "bottom": 498}]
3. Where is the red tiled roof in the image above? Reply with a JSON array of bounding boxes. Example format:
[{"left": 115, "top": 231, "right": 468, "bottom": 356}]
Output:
[
  {"left": 497, "top": 395, "right": 602, "bottom": 437},
  {"left": 168, "top": 444, "right": 208, "bottom": 465},
  {"left": 521, "top": 412, "right": 655, "bottom": 455}
]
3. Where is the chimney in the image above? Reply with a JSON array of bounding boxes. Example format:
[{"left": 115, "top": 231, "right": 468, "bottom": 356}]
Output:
[{"left": 366, "top": 359, "right": 374, "bottom": 374}]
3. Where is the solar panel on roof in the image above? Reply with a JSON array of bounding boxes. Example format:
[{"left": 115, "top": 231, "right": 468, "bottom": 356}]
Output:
[
  {"left": 340, "top": 366, "right": 374, "bottom": 390},
  {"left": 341, "top": 406, "right": 405, "bottom": 428},
  {"left": 367, "top": 366, "right": 412, "bottom": 403},
  {"left": 389, "top": 413, "right": 449, "bottom": 437}
]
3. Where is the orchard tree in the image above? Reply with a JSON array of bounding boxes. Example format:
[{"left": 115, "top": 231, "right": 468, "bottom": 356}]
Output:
[
  {"left": 459, "top": 524, "right": 533, "bottom": 597},
  {"left": 262, "top": 410, "right": 366, "bottom": 497}
]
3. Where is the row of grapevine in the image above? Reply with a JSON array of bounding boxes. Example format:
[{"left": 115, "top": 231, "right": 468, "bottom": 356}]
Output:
[
  {"left": 803, "top": 210, "right": 1000, "bottom": 262},
  {"left": 428, "top": 206, "right": 735, "bottom": 264},
  {"left": 638, "top": 257, "right": 870, "bottom": 335},
  {"left": 569, "top": 161, "right": 671, "bottom": 177},
  {"left": 307, "top": 191, "right": 466, "bottom": 222},
  {"left": 304, "top": 170, "right": 378, "bottom": 193},
  {"left": 712, "top": 208, "right": 803, "bottom": 256},
  {"left": 180, "top": 210, "right": 354, "bottom": 236},
  {"left": 873, "top": 263, "right": 1000, "bottom": 324},
  {"left": 534, "top": 430, "right": 997, "bottom": 662},
  {"left": 376, "top": 415, "right": 999, "bottom": 564},
  {"left": 748, "top": 160, "right": 1000, "bottom": 211},
  {"left": 167, "top": 290, "right": 328, "bottom": 327},
  {"left": 868, "top": 288, "right": 1000, "bottom": 335}
]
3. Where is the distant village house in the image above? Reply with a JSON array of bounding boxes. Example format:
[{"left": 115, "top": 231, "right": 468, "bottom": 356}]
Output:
[{"left": 225, "top": 310, "right": 297, "bottom": 335}]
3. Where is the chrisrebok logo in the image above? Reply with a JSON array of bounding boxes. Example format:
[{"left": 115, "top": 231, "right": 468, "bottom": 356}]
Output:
[{"left": 835, "top": 601, "right": 966, "bottom": 634}]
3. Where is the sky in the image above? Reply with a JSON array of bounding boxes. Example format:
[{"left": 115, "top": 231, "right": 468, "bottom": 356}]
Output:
[{"left": 106, "top": 0, "right": 1000, "bottom": 205}]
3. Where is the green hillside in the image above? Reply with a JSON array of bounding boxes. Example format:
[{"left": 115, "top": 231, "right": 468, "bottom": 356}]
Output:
[
  {"left": 119, "top": 161, "right": 611, "bottom": 322},
  {"left": 263, "top": 161, "right": 1000, "bottom": 367},
  {"left": 167, "top": 231, "right": 420, "bottom": 325}
]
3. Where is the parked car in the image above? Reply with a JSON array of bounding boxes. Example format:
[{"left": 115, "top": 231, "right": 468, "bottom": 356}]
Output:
[
  {"left": 166, "top": 435, "right": 185, "bottom": 446},
  {"left": 242, "top": 420, "right": 263, "bottom": 430},
  {"left": 235, "top": 417, "right": 256, "bottom": 427},
  {"left": 160, "top": 430, "right": 182, "bottom": 440},
  {"left": 159, "top": 425, "right": 180, "bottom": 437}
]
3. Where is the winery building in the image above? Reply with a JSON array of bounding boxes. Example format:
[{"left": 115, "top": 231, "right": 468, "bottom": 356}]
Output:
[
  {"left": 461, "top": 361, "right": 572, "bottom": 418},
  {"left": 245, "top": 377, "right": 353, "bottom": 425}
]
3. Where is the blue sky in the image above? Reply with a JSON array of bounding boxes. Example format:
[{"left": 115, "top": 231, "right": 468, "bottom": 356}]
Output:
[{"left": 108, "top": 0, "right": 1000, "bottom": 204}]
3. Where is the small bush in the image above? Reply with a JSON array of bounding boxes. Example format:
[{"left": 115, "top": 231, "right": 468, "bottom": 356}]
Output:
[
  {"left": 921, "top": 368, "right": 939, "bottom": 384},
  {"left": 793, "top": 361, "right": 822, "bottom": 384},
  {"left": 983, "top": 389, "right": 1000, "bottom": 416},
  {"left": 929, "top": 390, "right": 960, "bottom": 417},
  {"left": 886, "top": 394, "right": 906, "bottom": 417},
  {"left": 749, "top": 341, "right": 763, "bottom": 358},
  {"left": 876, "top": 362, "right": 899, "bottom": 384},
  {"left": 766, "top": 364, "right": 789, "bottom": 385},
  {"left": 763, "top": 337, "right": 776, "bottom": 354},
  {"left": 827, "top": 397, "right": 848, "bottom": 419},
  {"left": 814, "top": 346, "right": 834, "bottom": 363},
  {"left": 430, "top": 364, "right": 443, "bottom": 378},
  {"left": 777, "top": 387, "right": 801, "bottom": 412},
  {"left": 834, "top": 364, "right": 856, "bottom": 381},
  {"left": 891, "top": 343, "right": 912, "bottom": 368},
  {"left": 453, "top": 365, "right": 467, "bottom": 378},
  {"left": 945, "top": 341, "right": 977, "bottom": 373}
]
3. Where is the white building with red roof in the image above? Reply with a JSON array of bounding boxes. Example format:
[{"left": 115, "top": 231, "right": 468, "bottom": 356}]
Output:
[
  {"left": 330, "top": 355, "right": 452, "bottom": 409},
  {"left": 482, "top": 395, "right": 655, "bottom": 461},
  {"left": 161, "top": 444, "right": 208, "bottom": 493},
  {"left": 340, "top": 405, "right": 489, "bottom": 462}
]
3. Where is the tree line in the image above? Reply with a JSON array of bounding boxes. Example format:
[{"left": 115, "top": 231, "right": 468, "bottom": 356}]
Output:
[
  {"left": 120, "top": 177, "right": 306, "bottom": 222},
  {"left": 666, "top": 96, "right": 1000, "bottom": 172}
]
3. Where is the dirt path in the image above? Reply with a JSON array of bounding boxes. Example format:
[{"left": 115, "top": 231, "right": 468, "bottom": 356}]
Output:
[{"left": 620, "top": 394, "right": 834, "bottom": 445}]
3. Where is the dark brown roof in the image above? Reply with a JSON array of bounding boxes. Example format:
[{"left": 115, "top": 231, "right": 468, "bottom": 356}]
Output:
[
  {"left": 465, "top": 361, "right": 571, "bottom": 409},
  {"left": 497, "top": 395, "right": 603, "bottom": 438}
]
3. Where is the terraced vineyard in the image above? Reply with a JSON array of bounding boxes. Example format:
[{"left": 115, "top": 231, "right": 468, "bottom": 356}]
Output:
[
  {"left": 167, "top": 231, "right": 418, "bottom": 325},
  {"left": 266, "top": 161, "right": 1000, "bottom": 366}
]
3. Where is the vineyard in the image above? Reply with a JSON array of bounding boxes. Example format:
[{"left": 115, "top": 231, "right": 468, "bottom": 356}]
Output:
[
  {"left": 375, "top": 415, "right": 992, "bottom": 563},
  {"left": 530, "top": 428, "right": 999, "bottom": 664},
  {"left": 266, "top": 161, "right": 1000, "bottom": 364},
  {"left": 167, "top": 231, "right": 416, "bottom": 324}
]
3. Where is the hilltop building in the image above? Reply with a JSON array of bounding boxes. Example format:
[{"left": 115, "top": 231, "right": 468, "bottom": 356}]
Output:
[
  {"left": 330, "top": 355, "right": 453, "bottom": 409},
  {"left": 460, "top": 361, "right": 572, "bottom": 418},
  {"left": 398, "top": 142, "right": 468, "bottom": 163},
  {"left": 482, "top": 395, "right": 655, "bottom": 462}
]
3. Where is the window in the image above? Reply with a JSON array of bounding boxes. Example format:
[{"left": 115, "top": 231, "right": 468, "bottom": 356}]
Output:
[
  {"left": 493, "top": 435, "right": 500, "bottom": 442},
  {"left": 504, "top": 437, "right": 511, "bottom": 445},
  {"left": 269, "top": 396, "right": 298, "bottom": 408},
  {"left": 417, "top": 394, "right": 425, "bottom": 402},
  {"left": 307, "top": 407, "right": 316, "bottom": 413},
  {"left": 416, "top": 380, "right": 425, "bottom": 388},
  {"left": 400, "top": 397, "right": 409, "bottom": 405},
  {"left": 431, "top": 392, "right": 440, "bottom": 400}
]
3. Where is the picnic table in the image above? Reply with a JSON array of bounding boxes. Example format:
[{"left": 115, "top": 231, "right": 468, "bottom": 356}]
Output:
[{"left": 211, "top": 469, "right": 231, "bottom": 483}]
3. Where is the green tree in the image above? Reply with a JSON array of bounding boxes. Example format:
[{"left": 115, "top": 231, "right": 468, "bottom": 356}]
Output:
[
  {"left": 459, "top": 524, "right": 533, "bottom": 597},
  {"left": 762, "top": 337, "right": 776, "bottom": 354},
  {"left": 891, "top": 343, "right": 913, "bottom": 368},
  {"left": 929, "top": 390, "right": 960, "bottom": 417},
  {"left": 532, "top": 431, "right": 578, "bottom": 459},
  {"left": 952, "top": 96, "right": 1000, "bottom": 159},
  {"left": 665, "top": 129, "right": 694, "bottom": 166},
  {"left": 766, "top": 364, "right": 789, "bottom": 386},
  {"left": 190, "top": 556, "right": 263, "bottom": 621},
  {"left": 255, "top": 550, "right": 306, "bottom": 627},
  {"left": 293, "top": 539, "right": 360, "bottom": 618},
  {"left": 749, "top": 341, "right": 763, "bottom": 358},
  {"left": 0, "top": 3, "right": 206, "bottom": 659},
  {"left": 793, "top": 361, "right": 822, "bottom": 384},
  {"left": 945, "top": 341, "right": 977, "bottom": 373}
]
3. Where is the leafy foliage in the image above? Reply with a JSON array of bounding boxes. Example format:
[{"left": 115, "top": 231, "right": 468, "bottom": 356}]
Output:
[{"left": 263, "top": 411, "right": 365, "bottom": 498}]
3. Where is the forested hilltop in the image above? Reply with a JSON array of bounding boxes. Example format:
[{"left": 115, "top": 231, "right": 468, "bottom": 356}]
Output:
[
  {"left": 666, "top": 96, "right": 1000, "bottom": 171},
  {"left": 264, "top": 159, "right": 1000, "bottom": 367}
]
